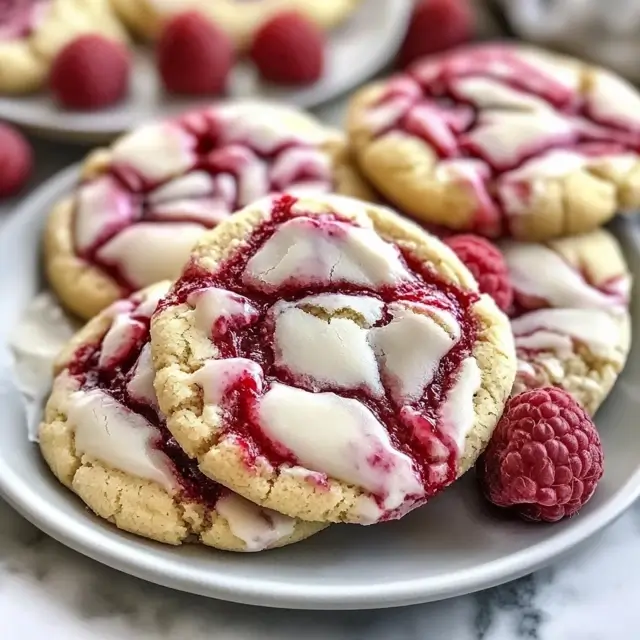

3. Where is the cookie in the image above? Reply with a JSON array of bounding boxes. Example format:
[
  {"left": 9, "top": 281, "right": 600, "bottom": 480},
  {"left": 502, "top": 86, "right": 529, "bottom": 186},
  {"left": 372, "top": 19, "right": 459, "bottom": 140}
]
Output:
[
  {"left": 347, "top": 43, "right": 640, "bottom": 241},
  {"left": 0, "top": 0, "right": 127, "bottom": 94},
  {"left": 44, "top": 102, "right": 371, "bottom": 320},
  {"left": 150, "top": 193, "right": 516, "bottom": 524},
  {"left": 111, "top": 0, "right": 360, "bottom": 48},
  {"left": 503, "top": 229, "right": 632, "bottom": 415},
  {"left": 39, "top": 281, "right": 324, "bottom": 550}
]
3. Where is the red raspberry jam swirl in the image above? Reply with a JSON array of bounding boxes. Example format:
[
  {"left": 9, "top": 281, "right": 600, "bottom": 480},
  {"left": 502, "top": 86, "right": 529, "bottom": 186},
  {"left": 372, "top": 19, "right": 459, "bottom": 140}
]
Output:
[
  {"left": 500, "top": 239, "right": 630, "bottom": 391},
  {"left": 66, "top": 291, "right": 224, "bottom": 507},
  {"left": 364, "top": 44, "right": 640, "bottom": 236},
  {"left": 163, "top": 195, "right": 482, "bottom": 522},
  {"left": 72, "top": 105, "right": 335, "bottom": 294},
  {"left": 0, "top": 0, "right": 48, "bottom": 40}
]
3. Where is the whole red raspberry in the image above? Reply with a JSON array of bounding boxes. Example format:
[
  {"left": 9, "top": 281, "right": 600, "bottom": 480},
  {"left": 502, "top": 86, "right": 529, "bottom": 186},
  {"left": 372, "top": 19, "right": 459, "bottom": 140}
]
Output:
[
  {"left": 0, "top": 123, "right": 33, "bottom": 198},
  {"left": 477, "top": 388, "right": 604, "bottom": 523},
  {"left": 158, "top": 12, "right": 234, "bottom": 95},
  {"left": 49, "top": 35, "right": 130, "bottom": 110},
  {"left": 446, "top": 234, "right": 513, "bottom": 313},
  {"left": 397, "top": 0, "right": 474, "bottom": 69},
  {"left": 249, "top": 11, "right": 325, "bottom": 85}
]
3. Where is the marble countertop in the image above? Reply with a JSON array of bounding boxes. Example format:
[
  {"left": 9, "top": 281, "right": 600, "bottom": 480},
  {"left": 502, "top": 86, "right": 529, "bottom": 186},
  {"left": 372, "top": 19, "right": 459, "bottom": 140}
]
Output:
[{"left": 1, "top": 137, "right": 639, "bottom": 640}]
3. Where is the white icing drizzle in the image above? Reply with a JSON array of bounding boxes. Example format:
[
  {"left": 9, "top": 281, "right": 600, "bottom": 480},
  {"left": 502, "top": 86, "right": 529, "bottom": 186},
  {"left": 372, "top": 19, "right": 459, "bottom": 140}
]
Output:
[
  {"left": 243, "top": 216, "right": 411, "bottom": 291},
  {"left": 134, "top": 283, "right": 169, "bottom": 318},
  {"left": 452, "top": 76, "right": 551, "bottom": 112},
  {"left": 512, "top": 308, "right": 623, "bottom": 360},
  {"left": 111, "top": 123, "right": 195, "bottom": 182},
  {"left": 257, "top": 383, "right": 424, "bottom": 513},
  {"left": 74, "top": 176, "right": 135, "bottom": 253},
  {"left": 369, "top": 303, "right": 460, "bottom": 404},
  {"left": 216, "top": 493, "right": 296, "bottom": 552},
  {"left": 501, "top": 241, "right": 625, "bottom": 309},
  {"left": 438, "top": 357, "right": 481, "bottom": 452},
  {"left": 192, "top": 358, "right": 265, "bottom": 405},
  {"left": 127, "top": 344, "right": 158, "bottom": 408},
  {"left": 216, "top": 102, "right": 334, "bottom": 151},
  {"left": 588, "top": 69, "right": 640, "bottom": 131},
  {"left": 98, "top": 313, "right": 145, "bottom": 370},
  {"left": 272, "top": 297, "right": 384, "bottom": 394},
  {"left": 188, "top": 288, "right": 259, "bottom": 337},
  {"left": 148, "top": 171, "right": 215, "bottom": 203},
  {"left": 269, "top": 147, "right": 332, "bottom": 191},
  {"left": 96, "top": 223, "right": 204, "bottom": 288},
  {"left": 464, "top": 109, "right": 575, "bottom": 169},
  {"left": 69, "top": 389, "right": 177, "bottom": 492}
]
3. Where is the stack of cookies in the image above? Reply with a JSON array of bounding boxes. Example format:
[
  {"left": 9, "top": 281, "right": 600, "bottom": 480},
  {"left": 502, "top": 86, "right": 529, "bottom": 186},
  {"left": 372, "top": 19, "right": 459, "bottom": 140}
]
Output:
[{"left": 37, "top": 42, "right": 632, "bottom": 551}]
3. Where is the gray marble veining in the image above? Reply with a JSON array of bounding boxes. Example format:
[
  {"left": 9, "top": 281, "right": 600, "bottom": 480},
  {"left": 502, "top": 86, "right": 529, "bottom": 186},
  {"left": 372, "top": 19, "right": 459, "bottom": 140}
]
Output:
[{"left": 1, "top": 496, "right": 640, "bottom": 639}]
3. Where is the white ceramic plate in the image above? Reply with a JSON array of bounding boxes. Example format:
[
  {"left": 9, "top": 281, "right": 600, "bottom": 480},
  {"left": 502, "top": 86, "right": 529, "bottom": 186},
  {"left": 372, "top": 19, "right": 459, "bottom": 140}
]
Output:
[
  {"left": 0, "top": 0, "right": 410, "bottom": 143},
  {"left": 1, "top": 167, "right": 639, "bottom": 610}
]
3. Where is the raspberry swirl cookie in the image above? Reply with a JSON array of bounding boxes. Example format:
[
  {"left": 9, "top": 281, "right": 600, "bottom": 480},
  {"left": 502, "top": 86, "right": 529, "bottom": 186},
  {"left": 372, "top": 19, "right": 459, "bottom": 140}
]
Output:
[
  {"left": 348, "top": 43, "right": 640, "bottom": 241},
  {"left": 39, "top": 281, "right": 324, "bottom": 550},
  {"left": 503, "top": 229, "right": 632, "bottom": 415},
  {"left": 111, "top": 0, "right": 360, "bottom": 48},
  {"left": 45, "top": 102, "right": 370, "bottom": 320},
  {"left": 0, "top": 0, "right": 127, "bottom": 94},
  {"left": 151, "top": 194, "right": 516, "bottom": 524}
]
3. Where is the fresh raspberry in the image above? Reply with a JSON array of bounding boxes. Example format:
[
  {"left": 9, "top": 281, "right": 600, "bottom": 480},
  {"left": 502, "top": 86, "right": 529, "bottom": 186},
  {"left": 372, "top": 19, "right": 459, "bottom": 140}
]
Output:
[
  {"left": 397, "top": 0, "right": 474, "bottom": 69},
  {"left": 0, "top": 123, "right": 33, "bottom": 198},
  {"left": 446, "top": 234, "right": 513, "bottom": 313},
  {"left": 477, "top": 388, "right": 604, "bottom": 523},
  {"left": 49, "top": 35, "right": 130, "bottom": 110},
  {"left": 157, "top": 12, "right": 234, "bottom": 96},
  {"left": 249, "top": 11, "right": 325, "bottom": 85}
]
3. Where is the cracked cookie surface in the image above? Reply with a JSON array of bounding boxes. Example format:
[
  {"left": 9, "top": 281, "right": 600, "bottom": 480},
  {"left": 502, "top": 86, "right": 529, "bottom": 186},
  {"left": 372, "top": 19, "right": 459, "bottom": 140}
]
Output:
[
  {"left": 347, "top": 43, "right": 640, "bottom": 241},
  {"left": 111, "top": 0, "right": 361, "bottom": 49},
  {"left": 0, "top": 0, "right": 127, "bottom": 94},
  {"left": 150, "top": 194, "right": 516, "bottom": 524},
  {"left": 504, "top": 229, "right": 632, "bottom": 415},
  {"left": 39, "top": 281, "right": 325, "bottom": 550},
  {"left": 45, "top": 102, "right": 371, "bottom": 320}
]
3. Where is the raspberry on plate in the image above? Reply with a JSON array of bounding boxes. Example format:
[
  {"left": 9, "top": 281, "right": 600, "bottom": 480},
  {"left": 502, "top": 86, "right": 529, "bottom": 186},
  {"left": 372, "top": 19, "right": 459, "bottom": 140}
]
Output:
[
  {"left": 49, "top": 34, "right": 131, "bottom": 110},
  {"left": 249, "top": 11, "right": 325, "bottom": 85},
  {"left": 397, "top": 0, "right": 474, "bottom": 69},
  {"left": 446, "top": 234, "right": 513, "bottom": 313},
  {"left": 157, "top": 11, "right": 234, "bottom": 96},
  {"left": 477, "top": 387, "right": 604, "bottom": 523},
  {"left": 0, "top": 123, "right": 32, "bottom": 198}
]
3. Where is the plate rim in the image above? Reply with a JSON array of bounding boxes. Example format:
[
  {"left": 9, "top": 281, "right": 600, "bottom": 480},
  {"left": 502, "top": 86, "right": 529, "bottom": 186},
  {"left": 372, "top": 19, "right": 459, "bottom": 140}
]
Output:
[
  {"left": 1, "top": 166, "right": 639, "bottom": 610},
  {"left": 0, "top": 0, "right": 412, "bottom": 143}
]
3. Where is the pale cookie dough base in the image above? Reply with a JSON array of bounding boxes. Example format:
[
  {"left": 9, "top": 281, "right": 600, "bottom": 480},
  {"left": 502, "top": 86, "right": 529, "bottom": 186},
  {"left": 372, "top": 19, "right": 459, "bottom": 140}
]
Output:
[
  {"left": 512, "top": 229, "right": 632, "bottom": 415},
  {"left": 45, "top": 125, "right": 374, "bottom": 321},
  {"left": 39, "top": 296, "right": 324, "bottom": 550},
  {"left": 111, "top": 0, "right": 361, "bottom": 48},
  {"left": 0, "top": 0, "right": 127, "bottom": 94},
  {"left": 346, "top": 47, "right": 640, "bottom": 241},
  {"left": 513, "top": 327, "right": 630, "bottom": 417},
  {"left": 151, "top": 195, "right": 517, "bottom": 524}
]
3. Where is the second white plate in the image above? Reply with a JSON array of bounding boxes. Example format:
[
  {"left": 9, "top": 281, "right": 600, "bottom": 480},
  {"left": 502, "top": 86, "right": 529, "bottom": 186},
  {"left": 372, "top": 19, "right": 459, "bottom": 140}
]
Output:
[{"left": 0, "top": 0, "right": 411, "bottom": 143}]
